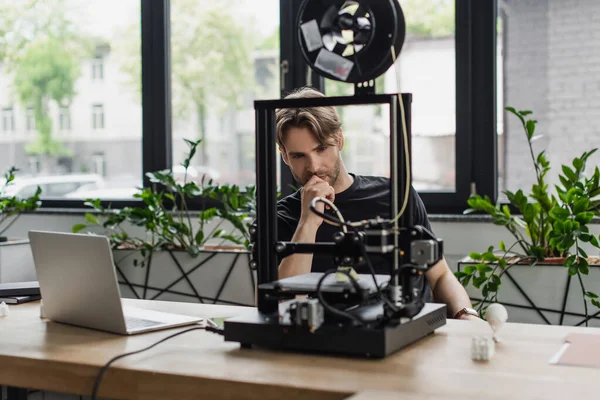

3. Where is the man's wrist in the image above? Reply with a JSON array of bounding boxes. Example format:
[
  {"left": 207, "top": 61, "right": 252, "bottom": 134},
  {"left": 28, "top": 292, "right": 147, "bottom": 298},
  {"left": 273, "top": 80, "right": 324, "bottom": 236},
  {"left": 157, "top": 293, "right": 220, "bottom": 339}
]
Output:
[
  {"left": 298, "top": 218, "right": 321, "bottom": 232},
  {"left": 453, "top": 307, "right": 479, "bottom": 319}
]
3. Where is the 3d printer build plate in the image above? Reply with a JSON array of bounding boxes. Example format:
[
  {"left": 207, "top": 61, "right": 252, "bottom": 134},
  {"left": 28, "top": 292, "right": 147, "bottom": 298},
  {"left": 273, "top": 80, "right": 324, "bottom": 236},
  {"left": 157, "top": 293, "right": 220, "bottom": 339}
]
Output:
[{"left": 223, "top": 303, "right": 447, "bottom": 358}]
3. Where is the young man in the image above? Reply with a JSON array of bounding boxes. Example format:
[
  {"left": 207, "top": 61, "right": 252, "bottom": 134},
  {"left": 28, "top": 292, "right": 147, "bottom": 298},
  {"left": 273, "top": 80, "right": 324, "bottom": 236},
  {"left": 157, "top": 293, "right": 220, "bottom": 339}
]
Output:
[{"left": 276, "top": 87, "right": 477, "bottom": 320}]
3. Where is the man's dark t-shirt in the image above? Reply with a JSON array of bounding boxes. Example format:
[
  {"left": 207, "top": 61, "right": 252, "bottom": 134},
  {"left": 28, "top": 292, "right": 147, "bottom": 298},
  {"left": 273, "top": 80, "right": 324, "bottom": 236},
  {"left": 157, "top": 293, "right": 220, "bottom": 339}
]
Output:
[{"left": 277, "top": 174, "right": 434, "bottom": 302}]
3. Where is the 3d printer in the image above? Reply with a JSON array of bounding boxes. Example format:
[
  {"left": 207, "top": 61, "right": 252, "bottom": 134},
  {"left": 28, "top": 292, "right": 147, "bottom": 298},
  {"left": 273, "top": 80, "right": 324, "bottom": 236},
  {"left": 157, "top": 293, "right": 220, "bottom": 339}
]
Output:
[{"left": 223, "top": 0, "right": 447, "bottom": 358}]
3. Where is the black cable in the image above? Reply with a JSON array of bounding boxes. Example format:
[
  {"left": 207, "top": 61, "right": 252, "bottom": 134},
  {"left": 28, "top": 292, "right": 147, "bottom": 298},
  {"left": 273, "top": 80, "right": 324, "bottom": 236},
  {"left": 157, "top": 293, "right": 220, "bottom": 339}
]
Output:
[
  {"left": 90, "top": 325, "right": 224, "bottom": 400},
  {"left": 309, "top": 198, "right": 360, "bottom": 229},
  {"left": 384, "top": 263, "right": 430, "bottom": 319},
  {"left": 356, "top": 239, "right": 399, "bottom": 313},
  {"left": 316, "top": 269, "right": 366, "bottom": 327}
]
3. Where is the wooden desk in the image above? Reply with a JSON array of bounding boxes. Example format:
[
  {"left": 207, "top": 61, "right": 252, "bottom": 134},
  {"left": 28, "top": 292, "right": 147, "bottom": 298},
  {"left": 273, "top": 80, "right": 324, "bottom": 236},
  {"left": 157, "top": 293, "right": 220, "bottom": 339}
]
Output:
[{"left": 0, "top": 299, "right": 599, "bottom": 400}]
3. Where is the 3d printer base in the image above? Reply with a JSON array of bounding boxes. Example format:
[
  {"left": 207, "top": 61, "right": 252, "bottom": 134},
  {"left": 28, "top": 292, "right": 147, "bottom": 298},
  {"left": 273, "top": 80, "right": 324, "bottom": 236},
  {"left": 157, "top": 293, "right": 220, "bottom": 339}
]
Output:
[{"left": 223, "top": 303, "right": 447, "bottom": 358}]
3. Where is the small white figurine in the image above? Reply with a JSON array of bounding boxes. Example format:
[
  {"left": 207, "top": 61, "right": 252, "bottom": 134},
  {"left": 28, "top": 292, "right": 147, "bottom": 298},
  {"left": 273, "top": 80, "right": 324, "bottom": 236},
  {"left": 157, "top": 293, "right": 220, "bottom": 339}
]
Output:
[
  {"left": 0, "top": 301, "right": 9, "bottom": 317},
  {"left": 40, "top": 300, "right": 46, "bottom": 319},
  {"left": 486, "top": 303, "right": 508, "bottom": 342},
  {"left": 471, "top": 335, "right": 495, "bottom": 361}
]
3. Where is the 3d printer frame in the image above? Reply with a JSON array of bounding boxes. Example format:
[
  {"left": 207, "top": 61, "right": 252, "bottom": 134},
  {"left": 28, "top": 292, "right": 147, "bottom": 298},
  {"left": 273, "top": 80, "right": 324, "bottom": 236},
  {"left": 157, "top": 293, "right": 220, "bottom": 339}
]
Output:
[
  {"left": 223, "top": 92, "right": 447, "bottom": 358},
  {"left": 253, "top": 93, "right": 412, "bottom": 313}
]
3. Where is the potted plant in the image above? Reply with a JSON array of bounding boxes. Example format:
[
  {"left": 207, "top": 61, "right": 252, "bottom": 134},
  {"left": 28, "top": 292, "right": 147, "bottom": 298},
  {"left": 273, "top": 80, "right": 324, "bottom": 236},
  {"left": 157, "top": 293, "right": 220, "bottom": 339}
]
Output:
[
  {"left": 0, "top": 167, "right": 41, "bottom": 282},
  {"left": 457, "top": 107, "right": 600, "bottom": 326},
  {"left": 73, "top": 139, "right": 257, "bottom": 306}
]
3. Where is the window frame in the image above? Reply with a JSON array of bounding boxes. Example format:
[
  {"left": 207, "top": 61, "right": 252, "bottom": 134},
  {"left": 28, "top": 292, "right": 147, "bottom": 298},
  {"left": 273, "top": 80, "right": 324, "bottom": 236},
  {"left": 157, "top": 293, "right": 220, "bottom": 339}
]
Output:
[
  {"left": 92, "top": 104, "right": 105, "bottom": 130},
  {"left": 2, "top": 107, "right": 15, "bottom": 132},
  {"left": 92, "top": 56, "right": 104, "bottom": 80},
  {"left": 59, "top": 106, "right": 71, "bottom": 131},
  {"left": 41, "top": 0, "right": 498, "bottom": 213}
]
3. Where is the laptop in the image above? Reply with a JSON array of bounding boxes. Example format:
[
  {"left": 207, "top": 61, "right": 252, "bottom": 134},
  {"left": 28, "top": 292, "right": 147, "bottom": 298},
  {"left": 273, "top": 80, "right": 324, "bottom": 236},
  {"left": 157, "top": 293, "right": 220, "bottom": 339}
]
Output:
[{"left": 28, "top": 230, "right": 204, "bottom": 335}]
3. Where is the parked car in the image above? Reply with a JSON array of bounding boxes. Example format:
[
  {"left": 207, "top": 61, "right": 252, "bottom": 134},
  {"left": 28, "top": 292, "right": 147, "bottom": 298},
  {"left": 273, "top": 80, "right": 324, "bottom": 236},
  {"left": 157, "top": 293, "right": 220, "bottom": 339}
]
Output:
[{"left": 2, "top": 174, "right": 105, "bottom": 198}]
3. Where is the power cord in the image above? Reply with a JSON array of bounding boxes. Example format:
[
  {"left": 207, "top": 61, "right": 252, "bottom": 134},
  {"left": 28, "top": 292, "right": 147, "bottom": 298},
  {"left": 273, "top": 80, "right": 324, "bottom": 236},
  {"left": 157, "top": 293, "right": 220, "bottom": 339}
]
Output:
[
  {"left": 389, "top": 44, "right": 411, "bottom": 224},
  {"left": 316, "top": 269, "right": 366, "bottom": 327},
  {"left": 90, "top": 324, "right": 223, "bottom": 400}
]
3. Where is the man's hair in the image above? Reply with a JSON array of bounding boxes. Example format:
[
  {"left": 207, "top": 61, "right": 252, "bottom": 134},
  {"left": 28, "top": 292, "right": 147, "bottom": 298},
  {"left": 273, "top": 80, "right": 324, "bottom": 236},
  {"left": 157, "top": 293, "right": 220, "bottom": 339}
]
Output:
[{"left": 276, "top": 87, "right": 342, "bottom": 151}]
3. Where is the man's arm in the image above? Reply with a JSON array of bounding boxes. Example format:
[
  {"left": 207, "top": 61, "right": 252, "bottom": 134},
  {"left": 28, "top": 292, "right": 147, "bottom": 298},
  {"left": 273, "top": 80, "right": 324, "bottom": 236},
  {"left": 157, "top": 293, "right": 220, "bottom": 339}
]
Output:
[
  {"left": 278, "top": 175, "right": 335, "bottom": 280},
  {"left": 278, "top": 221, "right": 319, "bottom": 279},
  {"left": 425, "top": 257, "right": 474, "bottom": 319}
]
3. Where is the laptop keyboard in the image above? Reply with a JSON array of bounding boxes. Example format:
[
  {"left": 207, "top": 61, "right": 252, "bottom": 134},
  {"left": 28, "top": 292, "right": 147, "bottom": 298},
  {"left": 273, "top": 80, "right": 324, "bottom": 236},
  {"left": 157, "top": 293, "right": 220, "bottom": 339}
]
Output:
[{"left": 124, "top": 315, "right": 164, "bottom": 330}]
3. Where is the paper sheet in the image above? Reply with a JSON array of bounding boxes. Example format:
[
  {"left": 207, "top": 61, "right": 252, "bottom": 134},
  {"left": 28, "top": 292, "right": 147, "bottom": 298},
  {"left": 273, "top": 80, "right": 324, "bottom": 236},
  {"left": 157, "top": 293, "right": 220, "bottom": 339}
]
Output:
[{"left": 549, "top": 333, "right": 600, "bottom": 368}]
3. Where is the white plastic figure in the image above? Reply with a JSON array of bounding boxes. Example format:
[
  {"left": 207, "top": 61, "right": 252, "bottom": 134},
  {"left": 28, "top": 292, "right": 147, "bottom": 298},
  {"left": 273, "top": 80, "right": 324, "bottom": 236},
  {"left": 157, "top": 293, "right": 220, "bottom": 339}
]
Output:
[
  {"left": 471, "top": 335, "right": 495, "bottom": 361},
  {"left": 0, "top": 301, "right": 9, "bottom": 317},
  {"left": 486, "top": 303, "right": 508, "bottom": 342}
]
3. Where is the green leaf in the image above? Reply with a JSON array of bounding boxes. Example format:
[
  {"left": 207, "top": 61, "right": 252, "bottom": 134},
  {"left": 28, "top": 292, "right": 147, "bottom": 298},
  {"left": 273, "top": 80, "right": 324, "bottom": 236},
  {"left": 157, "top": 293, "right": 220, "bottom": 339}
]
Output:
[
  {"left": 525, "top": 119, "right": 536, "bottom": 139},
  {"left": 212, "top": 229, "right": 224, "bottom": 238},
  {"left": 562, "top": 165, "right": 578, "bottom": 183},
  {"left": 462, "top": 275, "right": 472, "bottom": 287},
  {"left": 195, "top": 230, "right": 205, "bottom": 245},
  {"left": 592, "top": 299, "right": 600, "bottom": 309},
  {"left": 72, "top": 223, "right": 87, "bottom": 233},
  {"left": 573, "top": 198, "right": 590, "bottom": 214},
  {"left": 513, "top": 217, "right": 528, "bottom": 229},
  {"left": 85, "top": 213, "right": 100, "bottom": 225},
  {"left": 473, "top": 276, "right": 487, "bottom": 288},
  {"left": 476, "top": 264, "right": 493, "bottom": 273},
  {"left": 468, "top": 252, "right": 482, "bottom": 260},
  {"left": 463, "top": 266, "right": 477, "bottom": 275},
  {"left": 564, "top": 254, "right": 577, "bottom": 268},
  {"left": 578, "top": 258, "right": 590, "bottom": 275},
  {"left": 586, "top": 291, "right": 599, "bottom": 299},
  {"left": 579, "top": 247, "right": 588, "bottom": 259},
  {"left": 499, "top": 241, "right": 506, "bottom": 252},
  {"left": 549, "top": 207, "right": 570, "bottom": 220},
  {"left": 575, "top": 212, "right": 595, "bottom": 225},
  {"left": 491, "top": 274, "right": 501, "bottom": 286}
]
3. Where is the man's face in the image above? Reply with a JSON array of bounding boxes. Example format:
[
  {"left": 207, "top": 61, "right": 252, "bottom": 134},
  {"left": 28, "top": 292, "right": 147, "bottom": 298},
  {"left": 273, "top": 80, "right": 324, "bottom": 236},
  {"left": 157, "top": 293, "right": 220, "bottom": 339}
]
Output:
[{"left": 280, "top": 126, "right": 342, "bottom": 186}]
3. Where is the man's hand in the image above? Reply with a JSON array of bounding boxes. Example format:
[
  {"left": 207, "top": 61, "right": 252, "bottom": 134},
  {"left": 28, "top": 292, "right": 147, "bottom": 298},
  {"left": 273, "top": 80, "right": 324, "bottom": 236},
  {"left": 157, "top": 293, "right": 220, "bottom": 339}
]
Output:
[{"left": 299, "top": 175, "right": 335, "bottom": 229}]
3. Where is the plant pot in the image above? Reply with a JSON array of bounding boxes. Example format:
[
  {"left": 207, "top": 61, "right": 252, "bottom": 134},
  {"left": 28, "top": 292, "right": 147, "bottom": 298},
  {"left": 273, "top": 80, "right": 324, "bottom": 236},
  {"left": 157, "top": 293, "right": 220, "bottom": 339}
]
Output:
[
  {"left": 0, "top": 239, "right": 36, "bottom": 283},
  {"left": 112, "top": 247, "right": 255, "bottom": 306},
  {"left": 458, "top": 256, "right": 600, "bottom": 327}
]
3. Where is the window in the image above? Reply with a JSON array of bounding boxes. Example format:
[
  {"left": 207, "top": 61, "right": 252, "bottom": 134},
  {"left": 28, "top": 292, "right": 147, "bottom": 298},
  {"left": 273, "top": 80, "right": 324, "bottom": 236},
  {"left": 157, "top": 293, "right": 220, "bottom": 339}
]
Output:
[
  {"left": 498, "top": 0, "right": 599, "bottom": 197},
  {"left": 59, "top": 107, "right": 71, "bottom": 131},
  {"left": 170, "top": 0, "right": 280, "bottom": 188},
  {"left": 92, "top": 152, "right": 106, "bottom": 176},
  {"left": 92, "top": 56, "right": 104, "bottom": 80},
  {"left": 325, "top": 0, "right": 456, "bottom": 192},
  {"left": 2, "top": 107, "right": 14, "bottom": 132},
  {"left": 92, "top": 104, "right": 104, "bottom": 130},
  {"left": 28, "top": 156, "right": 40, "bottom": 175},
  {"left": 26, "top": 107, "right": 36, "bottom": 131},
  {"left": 0, "top": 1, "right": 141, "bottom": 201},
  {"left": 282, "top": 0, "right": 497, "bottom": 212},
  {"left": 0, "top": 0, "right": 498, "bottom": 212}
]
